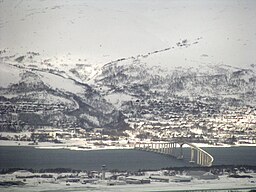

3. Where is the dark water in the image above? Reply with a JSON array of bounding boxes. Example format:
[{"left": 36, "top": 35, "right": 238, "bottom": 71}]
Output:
[
  {"left": 0, "top": 146, "right": 256, "bottom": 171},
  {"left": 204, "top": 147, "right": 256, "bottom": 166}
]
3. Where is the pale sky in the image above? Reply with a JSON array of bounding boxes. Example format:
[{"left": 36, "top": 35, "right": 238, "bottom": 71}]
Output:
[{"left": 0, "top": 0, "right": 256, "bottom": 68}]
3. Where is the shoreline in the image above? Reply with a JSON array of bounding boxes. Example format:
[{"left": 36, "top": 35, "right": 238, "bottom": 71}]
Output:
[
  {"left": 0, "top": 169, "right": 256, "bottom": 192},
  {"left": 1, "top": 140, "right": 256, "bottom": 151}
]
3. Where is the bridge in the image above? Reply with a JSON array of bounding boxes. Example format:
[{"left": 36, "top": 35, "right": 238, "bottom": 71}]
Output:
[{"left": 134, "top": 140, "right": 214, "bottom": 167}]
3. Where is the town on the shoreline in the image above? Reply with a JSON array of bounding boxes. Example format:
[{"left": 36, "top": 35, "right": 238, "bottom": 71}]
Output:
[
  {"left": 0, "top": 98, "right": 256, "bottom": 148},
  {"left": 0, "top": 165, "right": 256, "bottom": 191}
]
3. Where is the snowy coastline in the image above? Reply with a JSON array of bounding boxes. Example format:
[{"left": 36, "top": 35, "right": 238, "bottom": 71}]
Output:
[
  {"left": 0, "top": 170, "right": 256, "bottom": 192},
  {"left": 1, "top": 140, "right": 256, "bottom": 151}
]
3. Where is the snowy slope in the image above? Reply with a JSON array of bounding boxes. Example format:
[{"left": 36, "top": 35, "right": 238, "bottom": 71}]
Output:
[
  {"left": 0, "top": 62, "right": 123, "bottom": 131},
  {"left": 0, "top": 63, "right": 23, "bottom": 88}
]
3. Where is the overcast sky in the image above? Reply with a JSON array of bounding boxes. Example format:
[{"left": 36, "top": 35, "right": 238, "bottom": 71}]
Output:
[{"left": 0, "top": 0, "right": 256, "bottom": 68}]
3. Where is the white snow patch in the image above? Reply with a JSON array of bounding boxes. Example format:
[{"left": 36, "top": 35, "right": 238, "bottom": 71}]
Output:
[
  {"left": 38, "top": 71, "right": 85, "bottom": 95},
  {"left": 105, "top": 93, "right": 135, "bottom": 108},
  {"left": 0, "top": 63, "right": 22, "bottom": 88}
]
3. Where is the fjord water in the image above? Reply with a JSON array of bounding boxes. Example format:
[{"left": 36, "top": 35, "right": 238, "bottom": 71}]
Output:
[{"left": 0, "top": 146, "right": 256, "bottom": 171}]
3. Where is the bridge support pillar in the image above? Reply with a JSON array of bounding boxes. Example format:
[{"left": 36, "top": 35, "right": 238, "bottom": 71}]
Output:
[
  {"left": 190, "top": 148, "right": 195, "bottom": 163},
  {"left": 164, "top": 143, "right": 168, "bottom": 154},
  {"left": 177, "top": 144, "right": 184, "bottom": 160},
  {"left": 197, "top": 151, "right": 200, "bottom": 164},
  {"left": 158, "top": 143, "right": 161, "bottom": 153}
]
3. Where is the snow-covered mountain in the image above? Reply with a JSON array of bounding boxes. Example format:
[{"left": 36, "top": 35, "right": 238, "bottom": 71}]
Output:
[
  {"left": 88, "top": 50, "right": 256, "bottom": 108},
  {"left": 1, "top": 45, "right": 255, "bottom": 131},
  {"left": 0, "top": 0, "right": 256, "bottom": 131},
  {"left": 0, "top": 61, "right": 127, "bottom": 131}
]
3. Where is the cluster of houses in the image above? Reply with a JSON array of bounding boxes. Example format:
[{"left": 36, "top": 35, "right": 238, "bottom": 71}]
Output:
[
  {"left": 0, "top": 101, "right": 68, "bottom": 114},
  {"left": 2, "top": 165, "right": 256, "bottom": 188},
  {"left": 0, "top": 167, "right": 225, "bottom": 187},
  {"left": 0, "top": 97, "right": 255, "bottom": 146},
  {"left": 124, "top": 99, "right": 256, "bottom": 145},
  {"left": 0, "top": 101, "right": 75, "bottom": 130}
]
